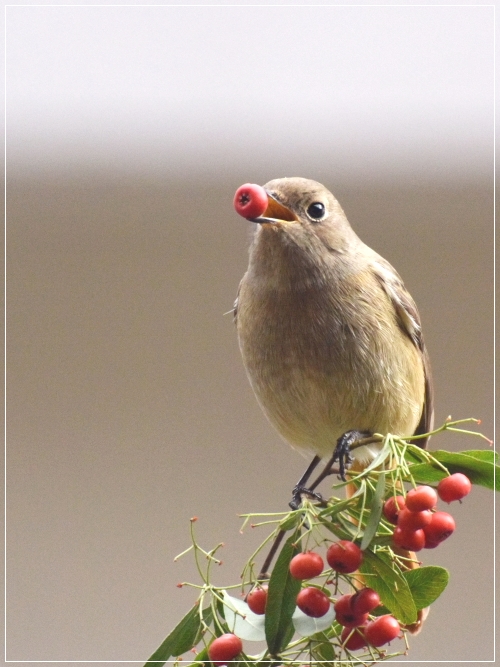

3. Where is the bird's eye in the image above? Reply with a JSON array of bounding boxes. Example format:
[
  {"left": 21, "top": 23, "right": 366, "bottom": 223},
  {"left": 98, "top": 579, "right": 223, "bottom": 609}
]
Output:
[{"left": 306, "top": 202, "right": 326, "bottom": 220}]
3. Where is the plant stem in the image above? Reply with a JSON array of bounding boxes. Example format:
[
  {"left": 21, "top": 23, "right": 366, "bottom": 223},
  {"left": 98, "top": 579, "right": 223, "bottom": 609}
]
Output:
[{"left": 257, "top": 529, "right": 286, "bottom": 580}]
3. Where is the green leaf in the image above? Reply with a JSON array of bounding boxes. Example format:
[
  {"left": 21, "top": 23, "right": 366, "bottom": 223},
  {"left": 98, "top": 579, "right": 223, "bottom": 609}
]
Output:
[
  {"left": 319, "top": 496, "right": 358, "bottom": 519},
  {"left": 192, "top": 606, "right": 213, "bottom": 646},
  {"left": 145, "top": 604, "right": 201, "bottom": 666},
  {"left": 319, "top": 483, "right": 364, "bottom": 520},
  {"left": 186, "top": 645, "right": 208, "bottom": 666},
  {"left": 369, "top": 604, "right": 390, "bottom": 617},
  {"left": 406, "top": 464, "right": 445, "bottom": 485},
  {"left": 318, "top": 515, "right": 354, "bottom": 541},
  {"left": 265, "top": 530, "right": 302, "bottom": 655},
  {"left": 279, "top": 512, "right": 301, "bottom": 531},
  {"left": 403, "top": 566, "right": 449, "bottom": 610},
  {"left": 361, "top": 438, "right": 392, "bottom": 475},
  {"left": 403, "top": 446, "right": 429, "bottom": 464},
  {"left": 359, "top": 550, "right": 417, "bottom": 625},
  {"left": 460, "top": 449, "right": 498, "bottom": 463},
  {"left": 214, "top": 597, "right": 230, "bottom": 635},
  {"left": 310, "top": 631, "right": 336, "bottom": 663},
  {"left": 409, "top": 450, "right": 499, "bottom": 491},
  {"left": 360, "top": 472, "right": 385, "bottom": 550}
]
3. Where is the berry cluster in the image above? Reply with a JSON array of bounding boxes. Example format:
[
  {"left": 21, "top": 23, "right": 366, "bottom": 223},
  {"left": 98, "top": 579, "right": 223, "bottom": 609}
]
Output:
[
  {"left": 207, "top": 473, "right": 472, "bottom": 663},
  {"left": 291, "top": 543, "right": 363, "bottom": 619},
  {"left": 246, "top": 540, "right": 401, "bottom": 654},
  {"left": 384, "top": 473, "right": 471, "bottom": 552}
]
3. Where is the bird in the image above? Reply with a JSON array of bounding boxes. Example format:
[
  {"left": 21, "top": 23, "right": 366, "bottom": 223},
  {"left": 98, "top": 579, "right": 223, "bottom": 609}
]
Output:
[{"left": 233, "top": 177, "right": 433, "bottom": 505}]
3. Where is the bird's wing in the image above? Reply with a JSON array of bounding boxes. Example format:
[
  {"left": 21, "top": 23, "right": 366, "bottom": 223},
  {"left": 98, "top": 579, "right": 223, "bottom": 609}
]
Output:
[
  {"left": 372, "top": 259, "right": 434, "bottom": 446},
  {"left": 233, "top": 279, "right": 242, "bottom": 324}
]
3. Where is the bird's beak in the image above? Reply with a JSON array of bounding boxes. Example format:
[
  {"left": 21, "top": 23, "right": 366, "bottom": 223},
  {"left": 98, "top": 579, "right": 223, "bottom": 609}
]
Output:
[{"left": 249, "top": 191, "right": 297, "bottom": 225}]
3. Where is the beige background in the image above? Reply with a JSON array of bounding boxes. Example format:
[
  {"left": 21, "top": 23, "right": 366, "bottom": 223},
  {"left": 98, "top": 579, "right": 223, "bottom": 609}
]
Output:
[{"left": 5, "top": 3, "right": 496, "bottom": 666}]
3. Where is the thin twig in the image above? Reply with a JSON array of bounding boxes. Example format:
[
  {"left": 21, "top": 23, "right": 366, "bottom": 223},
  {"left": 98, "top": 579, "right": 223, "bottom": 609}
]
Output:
[{"left": 257, "top": 529, "right": 286, "bottom": 580}]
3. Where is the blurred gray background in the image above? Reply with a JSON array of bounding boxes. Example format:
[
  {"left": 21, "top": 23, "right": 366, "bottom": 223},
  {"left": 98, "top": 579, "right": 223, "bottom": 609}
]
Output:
[{"left": 5, "top": 3, "right": 495, "bottom": 666}]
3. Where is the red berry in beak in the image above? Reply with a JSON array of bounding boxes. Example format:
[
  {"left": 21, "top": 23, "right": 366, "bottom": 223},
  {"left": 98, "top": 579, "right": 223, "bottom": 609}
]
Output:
[{"left": 233, "top": 183, "right": 268, "bottom": 219}]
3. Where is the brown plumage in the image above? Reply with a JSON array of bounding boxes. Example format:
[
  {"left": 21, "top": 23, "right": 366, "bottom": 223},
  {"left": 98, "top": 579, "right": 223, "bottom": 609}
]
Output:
[{"left": 235, "top": 177, "right": 433, "bottom": 467}]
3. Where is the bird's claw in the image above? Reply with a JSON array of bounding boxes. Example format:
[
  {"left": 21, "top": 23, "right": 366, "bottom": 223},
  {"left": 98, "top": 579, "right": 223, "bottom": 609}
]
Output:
[
  {"left": 289, "top": 485, "right": 323, "bottom": 510},
  {"left": 332, "top": 432, "right": 358, "bottom": 481}
]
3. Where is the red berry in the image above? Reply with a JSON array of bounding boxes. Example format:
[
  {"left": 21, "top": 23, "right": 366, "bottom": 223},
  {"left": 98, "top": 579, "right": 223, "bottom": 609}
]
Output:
[
  {"left": 208, "top": 633, "right": 243, "bottom": 666},
  {"left": 296, "top": 587, "right": 331, "bottom": 618},
  {"left": 334, "top": 594, "right": 368, "bottom": 627},
  {"left": 383, "top": 496, "right": 406, "bottom": 524},
  {"left": 233, "top": 183, "right": 268, "bottom": 219},
  {"left": 423, "top": 535, "right": 441, "bottom": 549},
  {"left": 351, "top": 587, "right": 381, "bottom": 614},
  {"left": 393, "top": 526, "right": 425, "bottom": 551},
  {"left": 405, "top": 485, "right": 438, "bottom": 512},
  {"left": 289, "top": 552, "right": 324, "bottom": 580},
  {"left": 333, "top": 593, "right": 352, "bottom": 613},
  {"left": 423, "top": 511, "right": 456, "bottom": 544},
  {"left": 247, "top": 586, "right": 268, "bottom": 615},
  {"left": 365, "top": 615, "right": 400, "bottom": 647},
  {"left": 341, "top": 626, "right": 367, "bottom": 651},
  {"left": 397, "top": 508, "right": 432, "bottom": 531},
  {"left": 326, "top": 541, "right": 363, "bottom": 574},
  {"left": 437, "top": 473, "right": 472, "bottom": 503}
]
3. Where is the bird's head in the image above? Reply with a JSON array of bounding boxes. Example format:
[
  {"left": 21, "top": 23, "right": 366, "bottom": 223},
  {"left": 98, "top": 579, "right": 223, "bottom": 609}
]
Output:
[{"left": 249, "top": 177, "right": 359, "bottom": 257}]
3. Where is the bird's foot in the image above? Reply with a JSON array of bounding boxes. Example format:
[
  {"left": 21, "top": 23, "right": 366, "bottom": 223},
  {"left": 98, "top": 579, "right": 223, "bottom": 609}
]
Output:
[
  {"left": 332, "top": 430, "right": 371, "bottom": 481},
  {"left": 289, "top": 485, "right": 323, "bottom": 510}
]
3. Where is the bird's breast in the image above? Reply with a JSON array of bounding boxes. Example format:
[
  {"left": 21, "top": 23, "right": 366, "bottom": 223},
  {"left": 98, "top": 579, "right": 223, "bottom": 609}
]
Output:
[{"left": 236, "top": 269, "right": 425, "bottom": 459}]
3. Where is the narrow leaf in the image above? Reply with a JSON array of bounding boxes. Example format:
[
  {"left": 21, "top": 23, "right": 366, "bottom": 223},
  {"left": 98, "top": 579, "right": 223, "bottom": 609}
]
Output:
[
  {"left": 334, "top": 514, "right": 359, "bottom": 539},
  {"left": 359, "top": 550, "right": 417, "bottom": 625},
  {"left": 186, "top": 645, "right": 208, "bottom": 666},
  {"left": 214, "top": 597, "right": 230, "bottom": 635},
  {"left": 145, "top": 604, "right": 200, "bottom": 666},
  {"left": 360, "top": 472, "right": 385, "bottom": 550},
  {"left": 318, "top": 516, "right": 354, "bottom": 541},
  {"left": 319, "top": 496, "right": 358, "bottom": 519},
  {"left": 319, "top": 483, "right": 365, "bottom": 520},
  {"left": 403, "top": 446, "right": 429, "bottom": 464},
  {"left": 310, "top": 630, "right": 336, "bottom": 663},
  {"left": 192, "top": 606, "right": 213, "bottom": 647},
  {"left": 279, "top": 512, "right": 301, "bottom": 531},
  {"left": 361, "top": 439, "right": 392, "bottom": 475},
  {"left": 265, "top": 531, "right": 302, "bottom": 655},
  {"left": 403, "top": 566, "right": 449, "bottom": 610}
]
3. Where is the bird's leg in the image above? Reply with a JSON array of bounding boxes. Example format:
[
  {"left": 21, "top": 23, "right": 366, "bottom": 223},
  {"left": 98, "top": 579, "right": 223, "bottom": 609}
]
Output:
[
  {"left": 289, "top": 431, "right": 374, "bottom": 509},
  {"left": 289, "top": 455, "right": 323, "bottom": 510},
  {"left": 330, "top": 430, "right": 372, "bottom": 481},
  {"left": 306, "top": 430, "right": 373, "bottom": 491}
]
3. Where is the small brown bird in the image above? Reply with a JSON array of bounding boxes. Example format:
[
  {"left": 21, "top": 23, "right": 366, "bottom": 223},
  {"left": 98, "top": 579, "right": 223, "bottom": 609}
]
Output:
[{"left": 234, "top": 177, "right": 433, "bottom": 504}]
